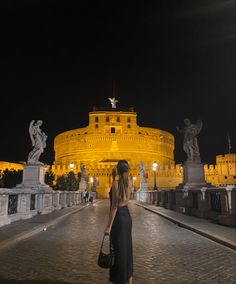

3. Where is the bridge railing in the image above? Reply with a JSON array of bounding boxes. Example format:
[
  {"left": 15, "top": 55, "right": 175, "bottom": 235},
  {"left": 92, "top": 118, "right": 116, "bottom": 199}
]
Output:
[
  {"left": 0, "top": 189, "right": 96, "bottom": 228},
  {"left": 133, "top": 186, "right": 236, "bottom": 227}
]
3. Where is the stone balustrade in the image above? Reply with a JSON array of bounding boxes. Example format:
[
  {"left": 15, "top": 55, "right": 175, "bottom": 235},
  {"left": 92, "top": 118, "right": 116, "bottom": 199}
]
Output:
[
  {"left": 133, "top": 186, "right": 236, "bottom": 227},
  {"left": 0, "top": 189, "right": 95, "bottom": 227}
]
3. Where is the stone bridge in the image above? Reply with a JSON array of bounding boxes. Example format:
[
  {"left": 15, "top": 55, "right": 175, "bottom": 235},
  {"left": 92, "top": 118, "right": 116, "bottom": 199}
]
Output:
[{"left": 0, "top": 198, "right": 235, "bottom": 284}]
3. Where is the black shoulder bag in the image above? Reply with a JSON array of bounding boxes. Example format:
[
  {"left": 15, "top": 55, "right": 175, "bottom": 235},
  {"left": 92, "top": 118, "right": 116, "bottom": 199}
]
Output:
[{"left": 97, "top": 235, "right": 115, "bottom": 269}]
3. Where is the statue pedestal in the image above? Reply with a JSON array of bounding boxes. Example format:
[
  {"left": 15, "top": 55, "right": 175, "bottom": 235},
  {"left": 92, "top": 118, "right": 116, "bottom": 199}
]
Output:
[
  {"left": 178, "top": 161, "right": 208, "bottom": 189},
  {"left": 16, "top": 164, "right": 51, "bottom": 190},
  {"left": 79, "top": 179, "right": 87, "bottom": 191},
  {"left": 16, "top": 164, "right": 54, "bottom": 215},
  {"left": 140, "top": 182, "right": 148, "bottom": 191}
]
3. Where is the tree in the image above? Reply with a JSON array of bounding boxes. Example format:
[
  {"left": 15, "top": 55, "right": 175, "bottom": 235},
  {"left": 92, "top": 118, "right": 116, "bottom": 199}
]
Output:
[
  {"left": 55, "top": 172, "right": 79, "bottom": 191},
  {"left": 0, "top": 169, "right": 23, "bottom": 188},
  {"left": 66, "top": 171, "right": 79, "bottom": 191},
  {"left": 77, "top": 172, "right": 82, "bottom": 183},
  {"left": 55, "top": 175, "right": 67, "bottom": 191},
  {"left": 0, "top": 170, "right": 4, "bottom": 187},
  {"left": 45, "top": 167, "right": 55, "bottom": 188}
]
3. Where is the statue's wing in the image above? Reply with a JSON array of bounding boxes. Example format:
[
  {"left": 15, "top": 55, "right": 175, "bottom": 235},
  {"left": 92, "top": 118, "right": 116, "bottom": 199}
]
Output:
[
  {"left": 29, "top": 120, "right": 35, "bottom": 147},
  {"left": 109, "top": 97, "right": 117, "bottom": 102},
  {"left": 195, "top": 120, "right": 203, "bottom": 135}
]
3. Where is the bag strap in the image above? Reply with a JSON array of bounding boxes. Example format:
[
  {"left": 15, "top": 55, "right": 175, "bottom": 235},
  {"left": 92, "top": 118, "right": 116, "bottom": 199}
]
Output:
[{"left": 100, "top": 235, "right": 109, "bottom": 251}]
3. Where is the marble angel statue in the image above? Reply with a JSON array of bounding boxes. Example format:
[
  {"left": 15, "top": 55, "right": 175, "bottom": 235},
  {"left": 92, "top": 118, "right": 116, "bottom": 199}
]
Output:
[{"left": 27, "top": 120, "right": 47, "bottom": 164}]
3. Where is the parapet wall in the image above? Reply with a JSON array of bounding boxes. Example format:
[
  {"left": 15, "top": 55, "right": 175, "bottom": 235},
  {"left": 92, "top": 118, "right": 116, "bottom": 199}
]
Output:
[
  {"left": 133, "top": 186, "right": 236, "bottom": 227},
  {"left": 0, "top": 188, "right": 92, "bottom": 228}
]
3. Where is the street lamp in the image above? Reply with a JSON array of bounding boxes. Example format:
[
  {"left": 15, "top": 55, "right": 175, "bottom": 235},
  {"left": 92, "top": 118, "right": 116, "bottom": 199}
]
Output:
[
  {"left": 90, "top": 176, "right": 94, "bottom": 191},
  {"left": 152, "top": 162, "right": 158, "bottom": 191},
  {"left": 69, "top": 163, "right": 74, "bottom": 172},
  {"left": 133, "top": 176, "right": 136, "bottom": 191}
]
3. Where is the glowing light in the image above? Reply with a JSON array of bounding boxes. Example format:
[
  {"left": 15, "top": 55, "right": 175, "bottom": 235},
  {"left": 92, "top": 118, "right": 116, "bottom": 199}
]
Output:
[
  {"left": 152, "top": 162, "right": 158, "bottom": 171},
  {"left": 69, "top": 163, "right": 74, "bottom": 171},
  {"left": 152, "top": 162, "right": 158, "bottom": 191}
]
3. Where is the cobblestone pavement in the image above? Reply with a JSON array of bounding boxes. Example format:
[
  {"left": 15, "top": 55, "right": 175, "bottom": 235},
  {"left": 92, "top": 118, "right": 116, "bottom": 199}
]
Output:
[{"left": 0, "top": 200, "right": 235, "bottom": 284}]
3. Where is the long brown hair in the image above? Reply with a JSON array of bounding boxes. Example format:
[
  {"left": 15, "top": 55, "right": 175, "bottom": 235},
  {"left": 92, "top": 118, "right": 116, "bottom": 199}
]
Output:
[{"left": 116, "top": 160, "right": 130, "bottom": 204}]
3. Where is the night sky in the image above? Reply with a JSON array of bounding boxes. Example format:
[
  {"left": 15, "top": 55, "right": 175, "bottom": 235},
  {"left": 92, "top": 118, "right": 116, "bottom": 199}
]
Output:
[{"left": 0, "top": 0, "right": 235, "bottom": 165}]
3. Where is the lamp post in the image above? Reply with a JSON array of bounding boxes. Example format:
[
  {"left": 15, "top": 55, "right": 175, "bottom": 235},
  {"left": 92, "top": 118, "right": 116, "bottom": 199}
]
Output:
[
  {"left": 90, "top": 177, "right": 94, "bottom": 191},
  {"left": 133, "top": 176, "right": 136, "bottom": 191},
  {"left": 152, "top": 162, "right": 158, "bottom": 191}
]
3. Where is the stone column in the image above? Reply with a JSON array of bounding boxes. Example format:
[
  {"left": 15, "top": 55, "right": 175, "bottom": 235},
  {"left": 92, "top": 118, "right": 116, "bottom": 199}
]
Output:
[
  {"left": 60, "top": 192, "right": 67, "bottom": 208},
  {"left": 219, "top": 186, "right": 236, "bottom": 226},
  {"left": 17, "top": 192, "right": 32, "bottom": 220},
  {"left": 52, "top": 191, "right": 61, "bottom": 210},
  {"left": 0, "top": 189, "right": 11, "bottom": 227}
]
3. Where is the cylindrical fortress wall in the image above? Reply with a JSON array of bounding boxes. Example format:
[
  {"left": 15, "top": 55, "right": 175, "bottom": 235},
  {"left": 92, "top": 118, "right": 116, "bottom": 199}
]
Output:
[{"left": 53, "top": 110, "right": 178, "bottom": 197}]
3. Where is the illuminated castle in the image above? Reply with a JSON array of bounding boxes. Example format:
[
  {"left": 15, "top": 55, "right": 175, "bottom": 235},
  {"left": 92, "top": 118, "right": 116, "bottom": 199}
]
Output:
[
  {"left": 204, "top": 154, "right": 236, "bottom": 186},
  {"left": 52, "top": 105, "right": 182, "bottom": 197},
  {"left": 0, "top": 102, "right": 235, "bottom": 196}
]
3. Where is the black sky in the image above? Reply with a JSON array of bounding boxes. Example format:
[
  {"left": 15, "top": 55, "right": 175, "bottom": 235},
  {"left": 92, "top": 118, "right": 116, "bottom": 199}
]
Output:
[{"left": 0, "top": 0, "right": 235, "bottom": 165}]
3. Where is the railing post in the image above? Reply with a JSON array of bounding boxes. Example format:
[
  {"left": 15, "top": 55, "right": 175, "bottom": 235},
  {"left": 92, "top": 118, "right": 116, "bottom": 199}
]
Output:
[
  {"left": 0, "top": 189, "right": 11, "bottom": 226},
  {"left": 52, "top": 191, "right": 61, "bottom": 210},
  {"left": 218, "top": 187, "right": 236, "bottom": 226}
]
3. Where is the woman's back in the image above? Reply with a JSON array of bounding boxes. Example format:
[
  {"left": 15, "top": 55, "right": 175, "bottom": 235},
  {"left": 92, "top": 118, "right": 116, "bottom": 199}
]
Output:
[{"left": 110, "top": 180, "right": 132, "bottom": 208}]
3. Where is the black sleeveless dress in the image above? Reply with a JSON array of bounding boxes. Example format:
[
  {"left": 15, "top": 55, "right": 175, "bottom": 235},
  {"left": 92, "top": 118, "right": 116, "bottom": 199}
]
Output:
[{"left": 109, "top": 188, "right": 133, "bottom": 284}]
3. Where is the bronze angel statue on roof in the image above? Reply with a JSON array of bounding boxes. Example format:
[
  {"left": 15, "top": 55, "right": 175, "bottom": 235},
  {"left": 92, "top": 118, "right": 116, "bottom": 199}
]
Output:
[{"left": 27, "top": 120, "right": 47, "bottom": 165}]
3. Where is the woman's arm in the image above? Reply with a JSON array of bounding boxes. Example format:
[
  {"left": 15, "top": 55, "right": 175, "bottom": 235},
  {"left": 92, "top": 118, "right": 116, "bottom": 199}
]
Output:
[{"left": 104, "top": 181, "right": 118, "bottom": 235}]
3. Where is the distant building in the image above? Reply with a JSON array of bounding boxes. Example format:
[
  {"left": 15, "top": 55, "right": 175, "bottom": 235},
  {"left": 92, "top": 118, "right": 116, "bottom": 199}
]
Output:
[
  {"left": 204, "top": 154, "right": 236, "bottom": 186},
  {"left": 0, "top": 161, "right": 24, "bottom": 172},
  {"left": 52, "top": 107, "right": 183, "bottom": 197},
  {"left": 1, "top": 110, "right": 235, "bottom": 196}
]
